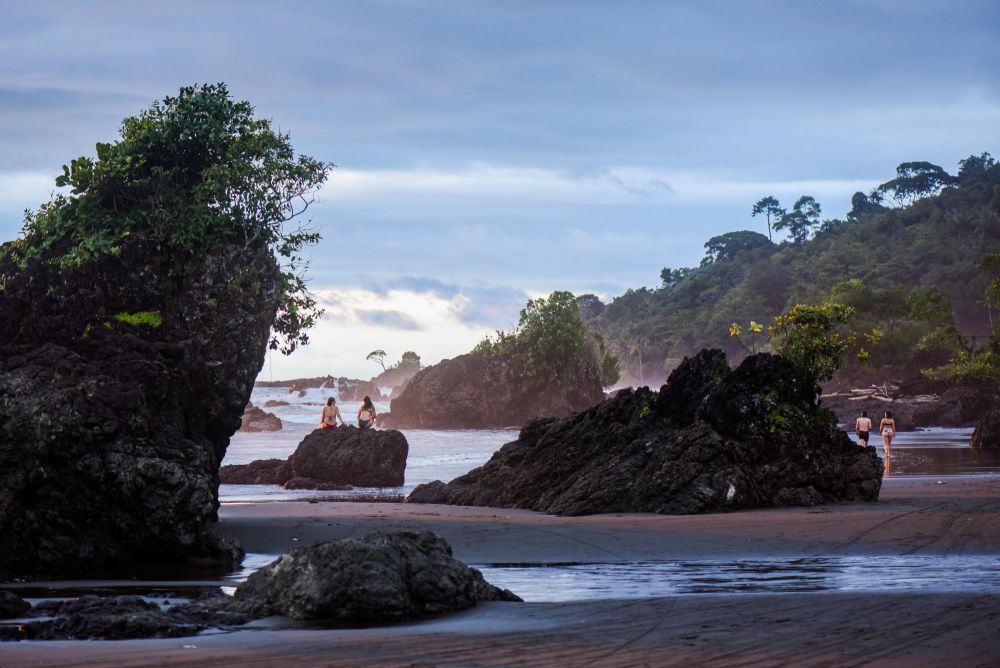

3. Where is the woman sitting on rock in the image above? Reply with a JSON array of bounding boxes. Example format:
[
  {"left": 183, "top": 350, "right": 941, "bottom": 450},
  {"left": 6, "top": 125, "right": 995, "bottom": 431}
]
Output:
[
  {"left": 321, "top": 397, "right": 344, "bottom": 429},
  {"left": 358, "top": 396, "right": 377, "bottom": 429}
]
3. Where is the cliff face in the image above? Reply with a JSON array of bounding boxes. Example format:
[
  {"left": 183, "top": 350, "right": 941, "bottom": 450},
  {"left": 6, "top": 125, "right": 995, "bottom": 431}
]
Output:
[
  {"left": 408, "top": 350, "right": 883, "bottom": 514},
  {"left": 384, "top": 351, "right": 606, "bottom": 429},
  {"left": 0, "top": 237, "right": 280, "bottom": 577}
]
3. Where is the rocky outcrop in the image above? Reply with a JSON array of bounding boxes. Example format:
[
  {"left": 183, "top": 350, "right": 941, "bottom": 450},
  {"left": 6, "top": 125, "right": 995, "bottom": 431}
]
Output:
[
  {"left": 383, "top": 351, "right": 605, "bottom": 429},
  {"left": 408, "top": 350, "right": 882, "bottom": 514},
  {"left": 0, "top": 238, "right": 280, "bottom": 577},
  {"left": 255, "top": 375, "right": 386, "bottom": 401},
  {"left": 822, "top": 385, "right": 997, "bottom": 430},
  {"left": 238, "top": 403, "right": 283, "bottom": 432},
  {"left": 221, "top": 427, "right": 408, "bottom": 488},
  {"left": 971, "top": 408, "right": 1000, "bottom": 448},
  {"left": 218, "top": 458, "right": 286, "bottom": 484},
  {"left": 236, "top": 530, "right": 521, "bottom": 622},
  {"left": 1, "top": 531, "right": 519, "bottom": 640},
  {"left": 263, "top": 399, "right": 289, "bottom": 408}
]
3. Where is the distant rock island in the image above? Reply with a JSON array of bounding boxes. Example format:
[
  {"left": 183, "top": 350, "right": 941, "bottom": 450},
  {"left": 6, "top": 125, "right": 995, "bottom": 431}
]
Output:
[{"left": 408, "top": 350, "right": 883, "bottom": 514}]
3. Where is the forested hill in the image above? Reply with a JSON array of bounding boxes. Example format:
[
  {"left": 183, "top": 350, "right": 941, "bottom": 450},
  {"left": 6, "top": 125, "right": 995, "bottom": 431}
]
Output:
[{"left": 583, "top": 153, "right": 1000, "bottom": 387}]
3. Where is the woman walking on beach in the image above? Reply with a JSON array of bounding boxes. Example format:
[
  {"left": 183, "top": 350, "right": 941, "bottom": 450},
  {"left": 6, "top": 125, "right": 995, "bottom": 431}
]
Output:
[
  {"left": 358, "top": 396, "right": 377, "bottom": 429},
  {"left": 880, "top": 410, "right": 896, "bottom": 455},
  {"left": 320, "top": 397, "right": 343, "bottom": 429},
  {"left": 855, "top": 410, "right": 872, "bottom": 447}
]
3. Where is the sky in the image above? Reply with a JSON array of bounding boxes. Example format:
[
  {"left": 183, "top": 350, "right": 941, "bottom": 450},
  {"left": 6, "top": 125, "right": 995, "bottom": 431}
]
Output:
[{"left": 1, "top": 0, "right": 998, "bottom": 379}]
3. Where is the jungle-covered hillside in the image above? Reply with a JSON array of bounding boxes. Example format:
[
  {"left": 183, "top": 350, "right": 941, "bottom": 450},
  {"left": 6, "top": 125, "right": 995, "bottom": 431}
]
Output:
[{"left": 584, "top": 154, "right": 1000, "bottom": 388}]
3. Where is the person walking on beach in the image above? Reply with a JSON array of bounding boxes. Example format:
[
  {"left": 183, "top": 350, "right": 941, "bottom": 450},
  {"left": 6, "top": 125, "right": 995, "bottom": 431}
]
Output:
[
  {"left": 880, "top": 410, "right": 896, "bottom": 455},
  {"left": 855, "top": 410, "right": 872, "bottom": 447},
  {"left": 320, "top": 397, "right": 344, "bottom": 429},
  {"left": 358, "top": 396, "right": 377, "bottom": 429}
]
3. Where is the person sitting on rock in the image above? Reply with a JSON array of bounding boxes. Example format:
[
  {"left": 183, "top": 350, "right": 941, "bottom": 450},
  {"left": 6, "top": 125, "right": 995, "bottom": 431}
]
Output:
[
  {"left": 358, "top": 396, "right": 377, "bottom": 429},
  {"left": 321, "top": 397, "right": 344, "bottom": 429}
]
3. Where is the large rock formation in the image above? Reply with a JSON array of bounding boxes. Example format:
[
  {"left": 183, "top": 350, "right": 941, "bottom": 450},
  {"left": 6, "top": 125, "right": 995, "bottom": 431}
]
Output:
[
  {"left": 236, "top": 530, "right": 520, "bottom": 622},
  {"left": 220, "top": 427, "right": 409, "bottom": 488},
  {"left": 408, "top": 350, "right": 883, "bottom": 514},
  {"left": 255, "top": 375, "right": 385, "bottom": 401},
  {"left": 971, "top": 408, "right": 1000, "bottom": 448},
  {"left": 0, "top": 238, "right": 280, "bottom": 577},
  {"left": 383, "top": 351, "right": 605, "bottom": 429}
]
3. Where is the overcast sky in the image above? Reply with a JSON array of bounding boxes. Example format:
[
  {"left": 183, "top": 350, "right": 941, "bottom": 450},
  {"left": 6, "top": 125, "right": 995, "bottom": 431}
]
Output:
[{"left": 1, "top": 0, "right": 998, "bottom": 379}]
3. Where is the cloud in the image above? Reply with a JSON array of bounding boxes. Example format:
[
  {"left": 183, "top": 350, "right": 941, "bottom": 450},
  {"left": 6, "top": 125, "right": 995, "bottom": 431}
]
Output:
[{"left": 355, "top": 309, "right": 423, "bottom": 331}]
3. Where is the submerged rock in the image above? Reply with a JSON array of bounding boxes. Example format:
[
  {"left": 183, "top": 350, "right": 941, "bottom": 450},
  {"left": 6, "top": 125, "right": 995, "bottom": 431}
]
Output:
[
  {"left": 222, "top": 427, "right": 408, "bottom": 488},
  {"left": 239, "top": 403, "right": 283, "bottom": 432},
  {"left": 971, "top": 408, "right": 1000, "bottom": 448},
  {"left": 384, "top": 350, "right": 605, "bottom": 429},
  {"left": 408, "top": 350, "right": 882, "bottom": 514},
  {"left": 0, "top": 239, "right": 279, "bottom": 577},
  {"left": 236, "top": 530, "right": 521, "bottom": 622}
]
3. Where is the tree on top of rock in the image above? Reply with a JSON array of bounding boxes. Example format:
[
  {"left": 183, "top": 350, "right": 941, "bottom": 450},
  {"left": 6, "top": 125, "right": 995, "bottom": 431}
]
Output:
[{"left": 6, "top": 84, "right": 331, "bottom": 355}]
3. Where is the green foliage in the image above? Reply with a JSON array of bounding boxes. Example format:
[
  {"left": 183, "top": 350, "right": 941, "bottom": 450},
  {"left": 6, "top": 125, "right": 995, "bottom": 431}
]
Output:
[
  {"left": 702, "top": 231, "right": 772, "bottom": 266},
  {"left": 477, "top": 291, "right": 621, "bottom": 389},
  {"left": 751, "top": 195, "right": 785, "bottom": 241},
  {"left": 774, "top": 195, "right": 821, "bottom": 244},
  {"left": 113, "top": 310, "right": 163, "bottom": 328},
  {"left": 769, "top": 303, "right": 857, "bottom": 383},
  {"left": 10, "top": 84, "right": 330, "bottom": 355},
  {"left": 877, "top": 161, "right": 957, "bottom": 206},
  {"left": 587, "top": 151, "right": 1000, "bottom": 384}
]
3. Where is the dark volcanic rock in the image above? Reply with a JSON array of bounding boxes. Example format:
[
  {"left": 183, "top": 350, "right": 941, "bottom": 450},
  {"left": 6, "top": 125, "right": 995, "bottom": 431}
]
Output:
[
  {"left": 236, "top": 530, "right": 520, "bottom": 622},
  {"left": 282, "top": 427, "right": 408, "bottom": 487},
  {"left": 971, "top": 408, "right": 1000, "bottom": 448},
  {"left": 219, "top": 458, "right": 286, "bottom": 484},
  {"left": 238, "top": 403, "right": 283, "bottom": 432},
  {"left": 384, "top": 350, "right": 605, "bottom": 429},
  {"left": 0, "top": 238, "right": 280, "bottom": 577},
  {"left": 222, "top": 427, "right": 409, "bottom": 488},
  {"left": 0, "top": 591, "right": 29, "bottom": 619},
  {"left": 407, "top": 351, "right": 882, "bottom": 514}
]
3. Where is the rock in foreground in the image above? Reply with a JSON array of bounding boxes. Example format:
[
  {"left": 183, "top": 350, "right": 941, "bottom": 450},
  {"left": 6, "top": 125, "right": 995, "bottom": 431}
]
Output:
[
  {"left": 971, "top": 408, "right": 1000, "bottom": 448},
  {"left": 408, "top": 350, "right": 883, "bottom": 514},
  {"left": 236, "top": 530, "right": 521, "bottom": 621},
  {"left": 0, "top": 240, "right": 278, "bottom": 577},
  {"left": 220, "top": 427, "right": 408, "bottom": 488}
]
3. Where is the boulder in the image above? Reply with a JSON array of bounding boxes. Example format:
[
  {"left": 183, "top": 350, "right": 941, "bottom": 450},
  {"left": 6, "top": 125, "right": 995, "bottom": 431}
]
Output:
[
  {"left": 221, "top": 427, "right": 409, "bottom": 488},
  {"left": 0, "top": 238, "right": 279, "bottom": 577},
  {"left": 408, "top": 350, "right": 882, "bottom": 514},
  {"left": 284, "top": 428, "right": 408, "bottom": 487},
  {"left": 0, "top": 591, "right": 29, "bottom": 619},
  {"left": 971, "top": 408, "right": 1000, "bottom": 448},
  {"left": 263, "top": 399, "right": 289, "bottom": 408},
  {"left": 384, "top": 350, "right": 605, "bottom": 429},
  {"left": 235, "top": 530, "right": 520, "bottom": 622},
  {"left": 219, "top": 458, "right": 286, "bottom": 485},
  {"left": 238, "top": 404, "right": 283, "bottom": 432}
]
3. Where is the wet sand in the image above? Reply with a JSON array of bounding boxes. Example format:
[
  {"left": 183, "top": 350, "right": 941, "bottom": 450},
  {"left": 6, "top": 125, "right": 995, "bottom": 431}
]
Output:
[{"left": 5, "top": 476, "right": 1000, "bottom": 667}]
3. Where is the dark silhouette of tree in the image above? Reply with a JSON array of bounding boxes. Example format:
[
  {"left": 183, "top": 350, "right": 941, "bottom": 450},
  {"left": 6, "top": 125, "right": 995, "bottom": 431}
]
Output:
[
  {"left": 957, "top": 153, "right": 996, "bottom": 186},
  {"left": 847, "top": 189, "right": 886, "bottom": 222},
  {"left": 774, "top": 195, "right": 821, "bottom": 244},
  {"left": 751, "top": 196, "right": 785, "bottom": 241},
  {"left": 701, "top": 230, "right": 772, "bottom": 266},
  {"left": 366, "top": 349, "right": 387, "bottom": 371},
  {"left": 877, "top": 161, "right": 956, "bottom": 206}
]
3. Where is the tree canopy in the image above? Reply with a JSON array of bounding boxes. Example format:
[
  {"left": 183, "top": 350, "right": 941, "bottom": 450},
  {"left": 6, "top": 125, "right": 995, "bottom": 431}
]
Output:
[
  {"left": 877, "top": 161, "right": 956, "bottom": 206},
  {"left": 774, "top": 195, "right": 821, "bottom": 244},
  {"left": 5, "top": 84, "right": 330, "bottom": 354},
  {"left": 702, "top": 230, "right": 772, "bottom": 266}
]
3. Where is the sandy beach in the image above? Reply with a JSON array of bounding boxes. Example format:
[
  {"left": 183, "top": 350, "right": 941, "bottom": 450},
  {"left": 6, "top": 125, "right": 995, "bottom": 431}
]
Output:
[{"left": 5, "top": 475, "right": 1000, "bottom": 667}]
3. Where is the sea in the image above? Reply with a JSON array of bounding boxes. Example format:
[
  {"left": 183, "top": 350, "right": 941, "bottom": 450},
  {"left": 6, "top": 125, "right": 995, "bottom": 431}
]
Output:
[{"left": 224, "top": 385, "right": 1000, "bottom": 505}]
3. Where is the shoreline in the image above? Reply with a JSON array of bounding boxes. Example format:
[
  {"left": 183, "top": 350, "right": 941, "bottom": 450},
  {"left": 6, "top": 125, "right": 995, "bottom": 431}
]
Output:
[{"left": 4, "top": 475, "right": 1000, "bottom": 666}]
